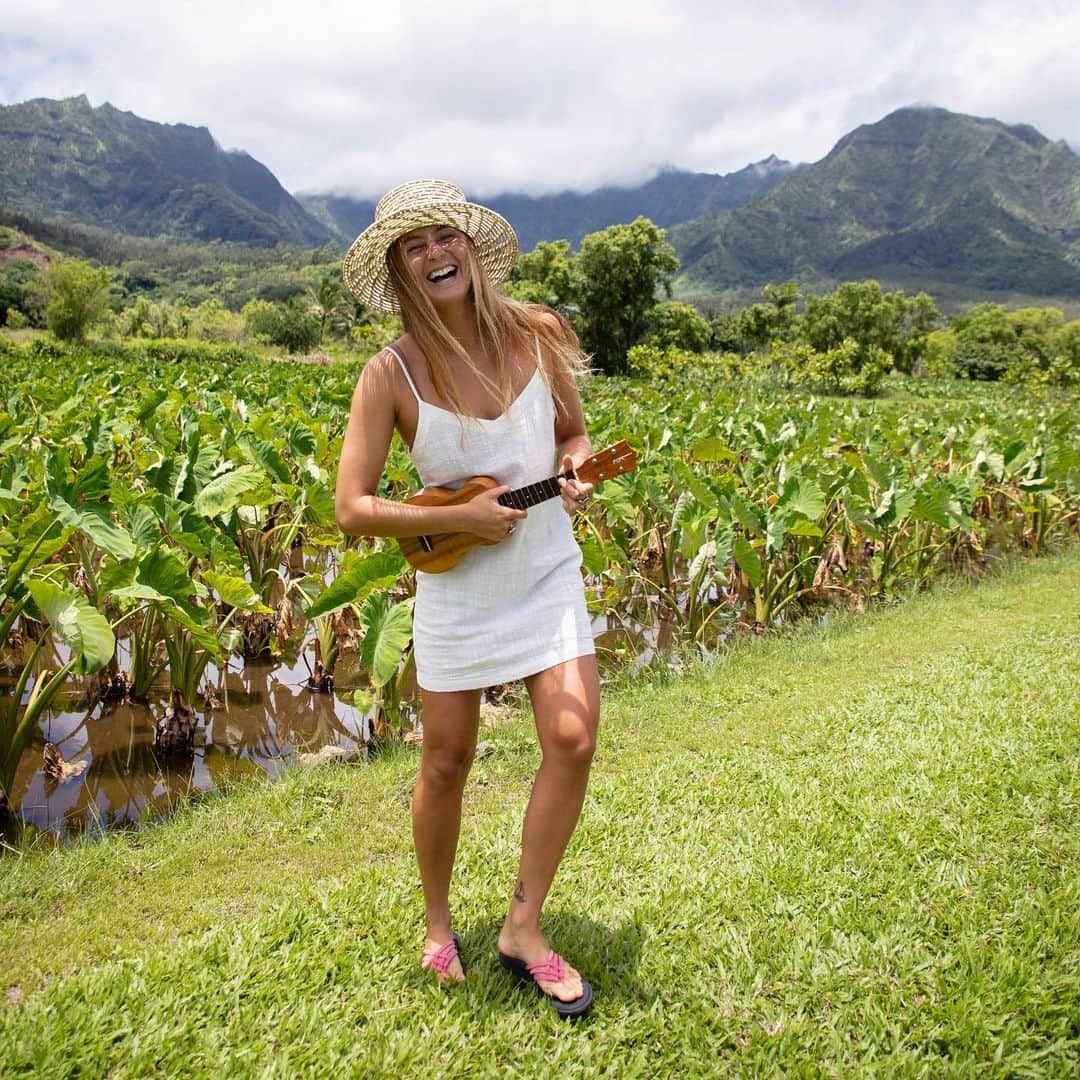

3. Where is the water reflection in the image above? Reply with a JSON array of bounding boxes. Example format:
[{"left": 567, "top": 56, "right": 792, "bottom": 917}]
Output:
[
  {"left": 7, "top": 652, "right": 370, "bottom": 842},
  {"left": 6, "top": 596, "right": 672, "bottom": 845}
]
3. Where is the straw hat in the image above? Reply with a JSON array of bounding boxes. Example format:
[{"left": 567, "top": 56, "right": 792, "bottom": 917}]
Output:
[{"left": 341, "top": 179, "right": 518, "bottom": 313}]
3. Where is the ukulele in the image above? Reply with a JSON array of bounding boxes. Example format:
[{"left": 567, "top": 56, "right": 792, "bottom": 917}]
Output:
[{"left": 397, "top": 441, "right": 638, "bottom": 573}]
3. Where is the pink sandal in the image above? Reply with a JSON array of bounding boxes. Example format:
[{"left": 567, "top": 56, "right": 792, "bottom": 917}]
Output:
[
  {"left": 498, "top": 949, "right": 594, "bottom": 1018},
  {"left": 421, "top": 932, "right": 465, "bottom": 982}
]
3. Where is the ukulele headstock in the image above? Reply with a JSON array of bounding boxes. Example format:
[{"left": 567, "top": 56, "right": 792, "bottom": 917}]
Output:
[{"left": 575, "top": 440, "right": 638, "bottom": 485}]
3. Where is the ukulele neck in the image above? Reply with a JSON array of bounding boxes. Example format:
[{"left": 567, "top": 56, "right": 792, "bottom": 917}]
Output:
[{"left": 495, "top": 470, "right": 574, "bottom": 511}]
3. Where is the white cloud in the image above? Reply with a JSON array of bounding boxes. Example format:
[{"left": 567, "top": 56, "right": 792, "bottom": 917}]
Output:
[{"left": 1, "top": 0, "right": 1077, "bottom": 198}]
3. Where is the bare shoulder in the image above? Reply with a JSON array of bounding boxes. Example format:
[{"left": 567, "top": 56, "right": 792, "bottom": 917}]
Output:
[
  {"left": 534, "top": 305, "right": 573, "bottom": 341},
  {"left": 355, "top": 345, "right": 404, "bottom": 404}
]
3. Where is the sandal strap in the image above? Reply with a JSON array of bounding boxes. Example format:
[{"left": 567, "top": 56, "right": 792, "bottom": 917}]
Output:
[
  {"left": 421, "top": 938, "right": 460, "bottom": 975},
  {"left": 525, "top": 950, "right": 566, "bottom": 983}
]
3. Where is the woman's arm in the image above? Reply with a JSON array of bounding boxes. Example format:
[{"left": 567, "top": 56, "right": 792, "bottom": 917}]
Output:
[{"left": 334, "top": 351, "right": 526, "bottom": 541}]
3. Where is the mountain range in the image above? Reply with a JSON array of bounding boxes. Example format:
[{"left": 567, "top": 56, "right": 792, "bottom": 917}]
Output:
[
  {"left": 300, "top": 157, "right": 800, "bottom": 253},
  {"left": 0, "top": 96, "right": 334, "bottom": 247},
  {"left": 2, "top": 96, "right": 1079, "bottom": 298},
  {"left": 671, "top": 106, "right": 1080, "bottom": 298}
]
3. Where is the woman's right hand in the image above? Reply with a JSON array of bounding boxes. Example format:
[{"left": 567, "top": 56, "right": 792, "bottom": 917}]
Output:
[{"left": 462, "top": 485, "right": 527, "bottom": 542}]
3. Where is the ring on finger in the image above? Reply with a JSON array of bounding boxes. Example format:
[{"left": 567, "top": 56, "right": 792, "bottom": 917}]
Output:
[{"left": 507, "top": 522, "right": 516, "bottom": 535}]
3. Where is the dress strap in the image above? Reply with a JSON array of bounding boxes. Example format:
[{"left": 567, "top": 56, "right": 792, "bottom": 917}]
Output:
[{"left": 385, "top": 344, "right": 422, "bottom": 403}]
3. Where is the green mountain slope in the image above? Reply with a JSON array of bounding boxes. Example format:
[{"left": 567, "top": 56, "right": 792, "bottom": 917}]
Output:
[
  {"left": 672, "top": 106, "right": 1080, "bottom": 296},
  {"left": 0, "top": 96, "right": 334, "bottom": 248},
  {"left": 299, "top": 159, "right": 801, "bottom": 251}
]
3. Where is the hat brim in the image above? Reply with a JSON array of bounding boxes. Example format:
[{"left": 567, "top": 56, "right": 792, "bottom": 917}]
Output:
[{"left": 342, "top": 201, "right": 518, "bottom": 313}]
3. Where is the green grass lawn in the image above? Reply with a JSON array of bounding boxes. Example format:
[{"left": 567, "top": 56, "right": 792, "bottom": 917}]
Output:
[{"left": 2, "top": 552, "right": 1079, "bottom": 1077}]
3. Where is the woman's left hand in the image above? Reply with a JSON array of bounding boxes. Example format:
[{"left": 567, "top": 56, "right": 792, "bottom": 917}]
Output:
[{"left": 558, "top": 454, "right": 594, "bottom": 516}]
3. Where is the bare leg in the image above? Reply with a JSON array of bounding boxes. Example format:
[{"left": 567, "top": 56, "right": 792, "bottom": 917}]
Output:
[
  {"left": 497, "top": 654, "right": 600, "bottom": 1001},
  {"left": 412, "top": 687, "right": 480, "bottom": 981}
]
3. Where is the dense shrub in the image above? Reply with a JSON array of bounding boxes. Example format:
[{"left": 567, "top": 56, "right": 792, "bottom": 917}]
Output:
[
  {"left": 646, "top": 301, "right": 712, "bottom": 352},
  {"left": 269, "top": 298, "right": 322, "bottom": 354},
  {"left": 769, "top": 338, "right": 891, "bottom": 396}
]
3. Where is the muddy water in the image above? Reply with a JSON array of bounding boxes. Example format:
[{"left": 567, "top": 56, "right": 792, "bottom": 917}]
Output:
[
  {"left": 5, "top": 649, "right": 373, "bottom": 843},
  {"left": 4, "top": 607, "right": 672, "bottom": 844}
]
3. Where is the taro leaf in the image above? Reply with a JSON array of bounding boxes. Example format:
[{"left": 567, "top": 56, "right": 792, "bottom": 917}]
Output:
[
  {"left": 193, "top": 465, "right": 265, "bottom": 517},
  {"left": 712, "top": 529, "right": 733, "bottom": 573},
  {"left": 3, "top": 509, "right": 70, "bottom": 589},
  {"left": 687, "top": 539, "right": 716, "bottom": 585},
  {"left": 779, "top": 477, "right": 826, "bottom": 521},
  {"left": 136, "top": 387, "right": 169, "bottom": 423},
  {"left": 238, "top": 432, "right": 291, "bottom": 485},
  {"left": 973, "top": 450, "right": 1005, "bottom": 481},
  {"left": 598, "top": 479, "right": 637, "bottom": 526},
  {"left": 303, "top": 480, "right": 338, "bottom": 528},
  {"left": 733, "top": 536, "right": 762, "bottom": 589},
  {"left": 862, "top": 453, "right": 892, "bottom": 490},
  {"left": 288, "top": 421, "right": 318, "bottom": 459},
  {"left": 670, "top": 490, "right": 695, "bottom": 530},
  {"left": 913, "top": 483, "right": 965, "bottom": 529},
  {"left": 729, "top": 492, "right": 764, "bottom": 536},
  {"left": 26, "top": 579, "right": 114, "bottom": 674},
  {"left": 766, "top": 513, "right": 787, "bottom": 555},
  {"left": 1002, "top": 438, "right": 1028, "bottom": 472},
  {"left": 191, "top": 441, "right": 225, "bottom": 496},
  {"left": 45, "top": 456, "right": 135, "bottom": 561},
  {"left": 202, "top": 571, "right": 273, "bottom": 614},
  {"left": 1018, "top": 475, "right": 1055, "bottom": 492},
  {"left": 307, "top": 550, "right": 407, "bottom": 620},
  {"left": 359, "top": 594, "right": 414, "bottom": 688},
  {"left": 677, "top": 507, "right": 715, "bottom": 560},
  {"left": 126, "top": 504, "right": 161, "bottom": 549},
  {"left": 579, "top": 537, "right": 605, "bottom": 577},
  {"left": 352, "top": 688, "right": 375, "bottom": 714},
  {"left": 788, "top": 519, "right": 824, "bottom": 538},
  {"left": 579, "top": 536, "right": 628, "bottom": 576},
  {"left": 109, "top": 548, "right": 202, "bottom": 620},
  {"left": 691, "top": 437, "right": 738, "bottom": 464}
]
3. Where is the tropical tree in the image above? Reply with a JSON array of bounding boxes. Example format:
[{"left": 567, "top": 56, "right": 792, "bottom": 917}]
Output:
[
  {"left": 306, "top": 272, "right": 349, "bottom": 343},
  {"left": 512, "top": 239, "right": 574, "bottom": 310},
  {"left": 42, "top": 259, "right": 111, "bottom": 341},
  {"left": 572, "top": 217, "right": 679, "bottom": 373}
]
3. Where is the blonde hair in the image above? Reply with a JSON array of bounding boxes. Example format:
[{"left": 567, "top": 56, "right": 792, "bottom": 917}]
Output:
[{"left": 386, "top": 236, "right": 587, "bottom": 421}]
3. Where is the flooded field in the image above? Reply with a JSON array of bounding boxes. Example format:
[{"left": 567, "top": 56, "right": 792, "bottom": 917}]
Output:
[{"left": 3, "top": 610, "right": 671, "bottom": 845}]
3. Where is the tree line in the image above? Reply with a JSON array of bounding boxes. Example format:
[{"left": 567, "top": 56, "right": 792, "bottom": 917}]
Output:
[{"left": 3, "top": 214, "right": 1078, "bottom": 392}]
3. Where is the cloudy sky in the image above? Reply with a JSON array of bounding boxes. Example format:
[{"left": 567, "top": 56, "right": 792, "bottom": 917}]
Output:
[{"left": 2, "top": 0, "right": 1078, "bottom": 199}]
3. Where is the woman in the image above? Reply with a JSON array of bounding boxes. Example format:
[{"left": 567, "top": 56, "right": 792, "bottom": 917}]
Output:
[{"left": 335, "top": 179, "right": 598, "bottom": 1018}]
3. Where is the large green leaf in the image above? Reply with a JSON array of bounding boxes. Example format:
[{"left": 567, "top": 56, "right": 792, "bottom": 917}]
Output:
[
  {"left": 193, "top": 465, "right": 265, "bottom": 517},
  {"left": 912, "top": 483, "right": 966, "bottom": 529},
  {"left": 360, "top": 595, "right": 414, "bottom": 688},
  {"left": 26, "top": 579, "right": 114, "bottom": 674},
  {"left": 46, "top": 456, "right": 135, "bottom": 560},
  {"left": 108, "top": 548, "right": 203, "bottom": 621},
  {"left": 691, "top": 437, "right": 737, "bottom": 464},
  {"left": 733, "top": 536, "right": 762, "bottom": 589},
  {"left": 779, "top": 477, "right": 827, "bottom": 521},
  {"left": 238, "top": 432, "right": 291, "bottom": 485},
  {"left": 202, "top": 571, "right": 273, "bottom": 613},
  {"left": 307, "top": 550, "right": 407, "bottom": 619}
]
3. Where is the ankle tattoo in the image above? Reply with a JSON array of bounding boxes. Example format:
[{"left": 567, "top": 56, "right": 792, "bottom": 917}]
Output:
[{"left": 513, "top": 879, "right": 526, "bottom": 904}]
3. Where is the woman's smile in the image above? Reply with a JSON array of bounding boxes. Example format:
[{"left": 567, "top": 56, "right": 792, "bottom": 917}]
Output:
[{"left": 401, "top": 226, "right": 471, "bottom": 302}]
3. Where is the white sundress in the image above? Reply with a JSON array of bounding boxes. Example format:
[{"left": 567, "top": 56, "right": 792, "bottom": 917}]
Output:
[{"left": 385, "top": 343, "right": 595, "bottom": 692}]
